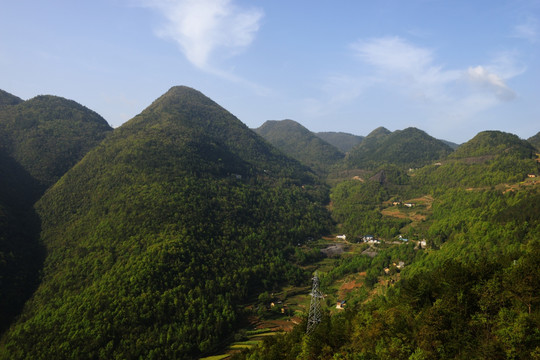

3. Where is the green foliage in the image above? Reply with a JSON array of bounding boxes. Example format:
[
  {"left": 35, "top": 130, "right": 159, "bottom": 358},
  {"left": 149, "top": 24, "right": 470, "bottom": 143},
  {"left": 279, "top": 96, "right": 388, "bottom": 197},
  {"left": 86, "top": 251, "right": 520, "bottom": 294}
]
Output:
[
  {"left": 345, "top": 127, "right": 453, "bottom": 169},
  {"left": 450, "top": 130, "right": 535, "bottom": 159},
  {"left": 254, "top": 120, "right": 345, "bottom": 174},
  {"left": 0, "top": 149, "right": 43, "bottom": 333},
  {"left": 0, "top": 89, "right": 23, "bottom": 107},
  {"left": 0, "top": 87, "right": 332, "bottom": 359},
  {"left": 1, "top": 86, "right": 539, "bottom": 359},
  {"left": 238, "top": 243, "right": 540, "bottom": 360},
  {"left": 0, "top": 94, "right": 112, "bottom": 191},
  {"left": 330, "top": 177, "right": 410, "bottom": 238},
  {"left": 410, "top": 130, "right": 538, "bottom": 191},
  {"left": 236, "top": 128, "right": 540, "bottom": 360},
  {"left": 315, "top": 132, "right": 364, "bottom": 153},
  {"left": 528, "top": 131, "right": 540, "bottom": 151}
]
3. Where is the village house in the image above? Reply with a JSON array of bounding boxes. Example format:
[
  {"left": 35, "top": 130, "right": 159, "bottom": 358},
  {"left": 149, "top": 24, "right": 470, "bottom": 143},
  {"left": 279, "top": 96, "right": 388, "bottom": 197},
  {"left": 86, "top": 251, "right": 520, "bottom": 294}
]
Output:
[{"left": 398, "top": 235, "right": 409, "bottom": 242}]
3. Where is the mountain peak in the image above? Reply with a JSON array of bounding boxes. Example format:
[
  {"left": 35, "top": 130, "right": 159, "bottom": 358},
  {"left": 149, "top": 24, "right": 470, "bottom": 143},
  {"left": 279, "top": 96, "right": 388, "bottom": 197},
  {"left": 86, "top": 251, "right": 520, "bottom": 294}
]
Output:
[
  {"left": 346, "top": 127, "right": 453, "bottom": 169},
  {"left": 0, "top": 94, "right": 112, "bottom": 190},
  {"left": 254, "top": 119, "right": 344, "bottom": 174},
  {"left": 147, "top": 86, "right": 217, "bottom": 110},
  {"left": 366, "top": 126, "right": 391, "bottom": 139},
  {"left": 0, "top": 89, "right": 23, "bottom": 106},
  {"left": 451, "top": 130, "right": 535, "bottom": 159}
]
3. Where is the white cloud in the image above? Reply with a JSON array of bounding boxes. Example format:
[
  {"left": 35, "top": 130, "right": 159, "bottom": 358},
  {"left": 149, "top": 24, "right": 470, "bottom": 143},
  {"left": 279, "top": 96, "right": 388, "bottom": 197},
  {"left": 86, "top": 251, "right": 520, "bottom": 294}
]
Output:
[
  {"left": 350, "top": 37, "right": 462, "bottom": 101},
  {"left": 511, "top": 17, "right": 538, "bottom": 43},
  {"left": 140, "top": 0, "right": 263, "bottom": 70},
  {"left": 352, "top": 36, "right": 434, "bottom": 73},
  {"left": 304, "top": 36, "right": 524, "bottom": 139},
  {"left": 466, "top": 66, "right": 516, "bottom": 101}
]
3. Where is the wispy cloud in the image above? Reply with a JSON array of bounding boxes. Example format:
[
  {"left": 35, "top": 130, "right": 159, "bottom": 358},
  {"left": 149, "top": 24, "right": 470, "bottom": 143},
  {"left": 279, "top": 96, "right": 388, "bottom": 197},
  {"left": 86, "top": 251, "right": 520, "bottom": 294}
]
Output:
[
  {"left": 352, "top": 36, "right": 434, "bottom": 74},
  {"left": 511, "top": 17, "right": 538, "bottom": 43},
  {"left": 139, "top": 0, "right": 263, "bottom": 70},
  {"left": 350, "top": 37, "right": 463, "bottom": 102},
  {"left": 466, "top": 66, "right": 516, "bottom": 101},
  {"left": 303, "top": 36, "right": 524, "bottom": 138}
]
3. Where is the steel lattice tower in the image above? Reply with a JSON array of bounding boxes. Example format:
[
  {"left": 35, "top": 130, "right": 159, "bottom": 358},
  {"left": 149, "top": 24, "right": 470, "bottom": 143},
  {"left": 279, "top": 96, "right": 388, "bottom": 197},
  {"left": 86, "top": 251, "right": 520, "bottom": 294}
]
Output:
[{"left": 306, "top": 271, "right": 323, "bottom": 335}]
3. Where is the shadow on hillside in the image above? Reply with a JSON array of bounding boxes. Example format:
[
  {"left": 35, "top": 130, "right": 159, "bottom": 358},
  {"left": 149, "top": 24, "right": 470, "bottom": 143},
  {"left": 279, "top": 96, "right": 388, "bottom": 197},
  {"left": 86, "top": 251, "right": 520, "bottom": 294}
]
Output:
[{"left": 0, "top": 152, "right": 45, "bottom": 335}]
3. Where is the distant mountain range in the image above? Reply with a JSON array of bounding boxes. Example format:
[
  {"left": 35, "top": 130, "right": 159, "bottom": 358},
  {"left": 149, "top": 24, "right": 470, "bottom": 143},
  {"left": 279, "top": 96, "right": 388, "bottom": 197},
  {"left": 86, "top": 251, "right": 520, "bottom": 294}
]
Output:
[
  {"left": 254, "top": 119, "right": 344, "bottom": 174},
  {"left": 315, "top": 131, "right": 364, "bottom": 152},
  {"left": 0, "top": 86, "right": 538, "bottom": 359},
  {"left": 450, "top": 130, "right": 535, "bottom": 160},
  {"left": 0, "top": 87, "right": 331, "bottom": 359},
  {"left": 344, "top": 126, "right": 454, "bottom": 169}
]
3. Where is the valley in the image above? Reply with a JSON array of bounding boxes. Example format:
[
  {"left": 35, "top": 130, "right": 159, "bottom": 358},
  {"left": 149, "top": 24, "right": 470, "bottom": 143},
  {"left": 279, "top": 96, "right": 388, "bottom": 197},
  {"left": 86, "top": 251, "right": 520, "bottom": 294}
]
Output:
[{"left": 0, "top": 87, "right": 539, "bottom": 359}]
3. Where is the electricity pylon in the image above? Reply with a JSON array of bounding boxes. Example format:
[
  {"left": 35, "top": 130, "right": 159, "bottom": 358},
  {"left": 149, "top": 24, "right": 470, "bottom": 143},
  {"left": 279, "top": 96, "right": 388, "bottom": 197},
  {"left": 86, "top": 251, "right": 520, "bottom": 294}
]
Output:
[{"left": 306, "top": 271, "right": 323, "bottom": 335}]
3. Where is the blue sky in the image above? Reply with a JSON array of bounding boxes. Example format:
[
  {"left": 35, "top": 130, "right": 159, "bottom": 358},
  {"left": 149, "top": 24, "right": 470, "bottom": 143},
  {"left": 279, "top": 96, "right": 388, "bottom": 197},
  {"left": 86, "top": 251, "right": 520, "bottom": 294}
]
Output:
[{"left": 1, "top": 0, "right": 539, "bottom": 143}]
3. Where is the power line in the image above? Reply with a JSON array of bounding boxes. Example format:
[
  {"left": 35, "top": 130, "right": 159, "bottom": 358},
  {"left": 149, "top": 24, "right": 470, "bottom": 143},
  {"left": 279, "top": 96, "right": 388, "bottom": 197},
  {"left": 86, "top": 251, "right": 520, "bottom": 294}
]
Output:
[{"left": 306, "top": 271, "right": 323, "bottom": 335}]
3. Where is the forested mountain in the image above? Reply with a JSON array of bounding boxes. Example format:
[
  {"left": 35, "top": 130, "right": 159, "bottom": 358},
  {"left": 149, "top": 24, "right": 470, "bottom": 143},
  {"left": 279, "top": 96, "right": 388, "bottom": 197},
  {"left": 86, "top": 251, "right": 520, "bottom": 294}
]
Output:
[
  {"left": 0, "top": 90, "right": 23, "bottom": 107},
  {"left": 345, "top": 127, "right": 453, "bottom": 169},
  {"left": 0, "top": 148, "right": 43, "bottom": 334},
  {"left": 0, "top": 85, "right": 537, "bottom": 359},
  {"left": 0, "top": 90, "right": 111, "bottom": 336},
  {"left": 0, "top": 86, "right": 332, "bottom": 359},
  {"left": 528, "top": 131, "right": 540, "bottom": 151},
  {"left": 0, "top": 93, "right": 112, "bottom": 193},
  {"left": 440, "top": 138, "right": 460, "bottom": 150},
  {"left": 236, "top": 128, "right": 540, "bottom": 360},
  {"left": 315, "top": 131, "right": 364, "bottom": 152},
  {"left": 254, "top": 119, "right": 344, "bottom": 174},
  {"left": 449, "top": 130, "right": 535, "bottom": 159},
  {"left": 413, "top": 130, "right": 538, "bottom": 189}
]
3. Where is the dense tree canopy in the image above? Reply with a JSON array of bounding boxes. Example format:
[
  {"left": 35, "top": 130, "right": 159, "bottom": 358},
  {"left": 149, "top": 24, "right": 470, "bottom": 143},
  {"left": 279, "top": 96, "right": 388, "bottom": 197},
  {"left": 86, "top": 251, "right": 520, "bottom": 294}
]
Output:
[
  {"left": 255, "top": 120, "right": 345, "bottom": 175},
  {"left": 0, "top": 86, "right": 538, "bottom": 359},
  {"left": 0, "top": 149, "right": 43, "bottom": 333},
  {"left": 315, "top": 132, "right": 364, "bottom": 153},
  {"left": 0, "top": 87, "right": 332, "bottom": 359},
  {"left": 236, "top": 127, "right": 540, "bottom": 360},
  {"left": 0, "top": 94, "right": 112, "bottom": 192},
  {"left": 345, "top": 127, "right": 454, "bottom": 170}
]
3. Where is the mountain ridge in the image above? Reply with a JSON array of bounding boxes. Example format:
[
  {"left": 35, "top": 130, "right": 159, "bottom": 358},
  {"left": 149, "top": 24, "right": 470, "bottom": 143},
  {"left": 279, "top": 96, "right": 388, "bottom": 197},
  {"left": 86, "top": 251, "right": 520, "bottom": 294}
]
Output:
[
  {"left": 0, "top": 86, "right": 332, "bottom": 359},
  {"left": 254, "top": 119, "right": 344, "bottom": 174},
  {"left": 0, "top": 93, "right": 112, "bottom": 192},
  {"left": 345, "top": 126, "right": 453, "bottom": 169},
  {"left": 315, "top": 131, "right": 364, "bottom": 152}
]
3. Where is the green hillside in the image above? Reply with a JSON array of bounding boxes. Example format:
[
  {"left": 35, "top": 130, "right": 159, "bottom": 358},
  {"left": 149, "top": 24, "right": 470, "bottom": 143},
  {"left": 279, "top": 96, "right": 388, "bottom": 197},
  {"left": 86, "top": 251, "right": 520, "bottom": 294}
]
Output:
[
  {"left": 0, "top": 90, "right": 23, "bottom": 107},
  {"left": 315, "top": 131, "right": 364, "bottom": 152},
  {"left": 235, "top": 130, "right": 540, "bottom": 360},
  {"left": 0, "top": 149, "right": 43, "bottom": 333},
  {"left": 345, "top": 127, "right": 453, "bottom": 169},
  {"left": 0, "top": 90, "right": 111, "bottom": 335},
  {"left": 450, "top": 130, "right": 535, "bottom": 159},
  {"left": 0, "top": 94, "right": 112, "bottom": 192},
  {"left": 0, "top": 87, "right": 332, "bottom": 359},
  {"left": 528, "top": 131, "right": 540, "bottom": 151},
  {"left": 440, "top": 138, "right": 460, "bottom": 150},
  {"left": 254, "top": 120, "right": 344, "bottom": 174},
  {"left": 414, "top": 130, "right": 538, "bottom": 188}
]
